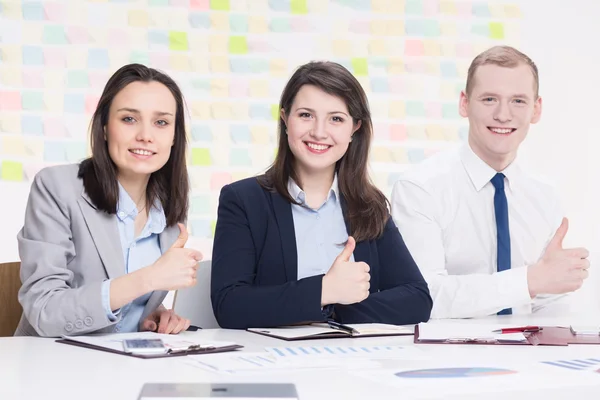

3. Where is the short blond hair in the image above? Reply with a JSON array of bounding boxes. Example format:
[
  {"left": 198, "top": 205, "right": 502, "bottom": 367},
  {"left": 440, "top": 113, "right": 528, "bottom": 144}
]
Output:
[{"left": 466, "top": 45, "right": 539, "bottom": 99}]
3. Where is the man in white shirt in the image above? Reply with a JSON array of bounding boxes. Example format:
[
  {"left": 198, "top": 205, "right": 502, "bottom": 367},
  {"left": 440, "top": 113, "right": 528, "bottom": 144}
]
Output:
[{"left": 391, "top": 46, "right": 590, "bottom": 319}]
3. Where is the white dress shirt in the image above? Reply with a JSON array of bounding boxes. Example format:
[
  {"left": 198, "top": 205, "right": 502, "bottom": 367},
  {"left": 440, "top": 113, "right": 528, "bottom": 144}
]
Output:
[{"left": 391, "top": 143, "right": 563, "bottom": 318}]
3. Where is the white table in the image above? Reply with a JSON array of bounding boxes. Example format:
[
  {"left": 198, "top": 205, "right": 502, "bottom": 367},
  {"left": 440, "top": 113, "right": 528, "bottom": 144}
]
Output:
[{"left": 2, "top": 315, "right": 600, "bottom": 400}]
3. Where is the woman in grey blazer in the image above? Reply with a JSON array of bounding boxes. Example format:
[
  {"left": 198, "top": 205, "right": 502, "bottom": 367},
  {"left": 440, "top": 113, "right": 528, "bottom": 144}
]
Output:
[{"left": 15, "top": 64, "right": 202, "bottom": 337}]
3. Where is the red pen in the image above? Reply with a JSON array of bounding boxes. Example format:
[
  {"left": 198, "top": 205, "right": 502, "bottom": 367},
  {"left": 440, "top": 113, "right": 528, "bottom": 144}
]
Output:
[{"left": 492, "top": 326, "right": 542, "bottom": 334}]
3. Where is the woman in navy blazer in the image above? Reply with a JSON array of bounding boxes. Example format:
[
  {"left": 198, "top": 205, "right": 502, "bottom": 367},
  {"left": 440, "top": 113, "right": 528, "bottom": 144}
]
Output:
[{"left": 211, "top": 61, "right": 432, "bottom": 329}]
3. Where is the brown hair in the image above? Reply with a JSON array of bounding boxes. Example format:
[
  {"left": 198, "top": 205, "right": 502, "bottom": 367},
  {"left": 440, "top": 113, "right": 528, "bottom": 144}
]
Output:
[
  {"left": 259, "top": 61, "right": 389, "bottom": 242},
  {"left": 78, "top": 63, "right": 189, "bottom": 227},
  {"left": 466, "top": 45, "right": 539, "bottom": 99}
]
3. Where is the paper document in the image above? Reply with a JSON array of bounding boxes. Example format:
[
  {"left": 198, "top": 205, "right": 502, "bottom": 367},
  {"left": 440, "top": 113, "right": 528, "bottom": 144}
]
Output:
[
  {"left": 266, "top": 345, "right": 428, "bottom": 360},
  {"left": 570, "top": 326, "right": 600, "bottom": 335},
  {"left": 417, "top": 323, "right": 527, "bottom": 342}
]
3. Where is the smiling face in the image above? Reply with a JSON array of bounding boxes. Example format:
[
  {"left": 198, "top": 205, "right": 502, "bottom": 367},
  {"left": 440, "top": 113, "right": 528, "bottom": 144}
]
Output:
[
  {"left": 281, "top": 84, "right": 361, "bottom": 178},
  {"left": 460, "top": 63, "right": 542, "bottom": 170},
  {"left": 105, "top": 80, "right": 177, "bottom": 182}
]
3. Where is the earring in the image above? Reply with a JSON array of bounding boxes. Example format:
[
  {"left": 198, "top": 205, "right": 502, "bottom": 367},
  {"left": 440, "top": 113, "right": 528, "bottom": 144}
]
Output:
[{"left": 285, "top": 129, "right": 288, "bottom": 135}]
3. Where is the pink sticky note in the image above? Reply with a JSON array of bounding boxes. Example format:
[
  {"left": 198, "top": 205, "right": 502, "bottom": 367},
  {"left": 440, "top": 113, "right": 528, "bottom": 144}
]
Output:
[
  {"left": 85, "top": 95, "right": 100, "bottom": 114},
  {"left": 405, "top": 40, "right": 425, "bottom": 57},
  {"left": 44, "top": 117, "right": 67, "bottom": 137},
  {"left": 108, "top": 29, "right": 129, "bottom": 47},
  {"left": 24, "top": 163, "right": 48, "bottom": 181},
  {"left": 425, "top": 148, "right": 443, "bottom": 157},
  {"left": 247, "top": 38, "right": 270, "bottom": 53},
  {"left": 389, "top": 77, "right": 406, "bottom": 94},
  {"left": 0, "top": 91, "right": 21, "bottom": 111},
  {"left": 404, "top": 60, "right": 425, "bottom": 74},
  {"left": 22, "top": 71, "right": 44, "bottom": 88},
  {"left": 457, "top": 1, "right": 472, "bottom": 17},
  {"left": 390, "top": 125, "right": 407, "bottom": 141},
  {"left": 456, "top": 42, "right": 472, "bottom": 58},
  {"left": 373, "top": 123, "right": 390, "bottom": 140},
  {"left": 349, "top": 20, "right": 370, "bottom": 34},
  {"left": 291, "top": 17, "right": 310, "bottom": 32},
  {"left": 190, "top": 0, "right": 210, "bottom": 9},
  {"left": 150, "top": 54, "right": 170, "bottom": 70},
  {"left": 89, "top": 72, "right": 109, "bottom": 89},
  {"left": 67, "top": 26, "right": 89, "bottom": 45},
  {"left": 44, "top": 48, "right": 66, "bottom": 67},
  {"left": 229, "top": 80, "right": 249, "bottom": 98},
  {"left": 210, "top": 172, "right": 232, "bottom": 191},
  {"left": 426, "top": 102, "right": 442, "bottom": 119},
  {"left": 44, "top": 2, "right": 65, "bottom": 22},
  {"left": 423, "top": 0, "right": 439, "bottom": 16}
]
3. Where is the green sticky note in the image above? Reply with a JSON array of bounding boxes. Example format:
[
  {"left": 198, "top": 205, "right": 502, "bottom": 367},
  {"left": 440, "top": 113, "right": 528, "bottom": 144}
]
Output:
[
  {"left": 66, "top": 142, "right": 87, "bottom": 162},
  {"left": 22, "top": 92, "right": 44, "bottom": 110},
  {"left": 351, "top": 58, "right": 368, "bottom": 76},
  {"left": 271, "top": 104, "right": 280, "bottom": 121},
  {"left": 191, "top": 196, "right": 211, "bottom": 214},
  {"left": 405, "top": 0, "right": 423, "bottom": 15},
  {"left": 229, "top": 14, "right": 248, "bottom": 33},
  {"left": 291, "top": 0, "right": 308, "bottom": 14},
  {"left": 424, "top": 20, "right": 440, "bottom": 37},
  {"left": 192, "top": 148, "right": 211, "bottom": 166},
  {"left": 169, "top": 31, "right": 189, "bottom": 51},
  {"left": 230, "top": 148, "right": 252, "bottom": 166},
  {"left": 42, "top": 26, "right": 66, "bottom": 45},
  {"left": 270, "top": 18, "right": 291, "bottom": 32},
  {"left": 471, "top": 24, "right": 489, "bottom": 37},
  {"left": 67, "top": 71, "right": 89, "bottom": 88},
  {"left": 210, "top": 220, "right": 217, "bottom": 236},
  {"left": 489, "top": 22, "right": 504, "bottom": 39},
  {"left": 130, "top": 51, "right": 149, "bottom": 64},
  {"left": 229, "top": 36, "right": 248, "bottom": 54},
  {"left": 1, "top": 160, "right": 23, "bottom": 181},
  {"left": 148, "top": 0, "right": 169, "bottom": 5},
  {"left": 443, "top": 103, "right": 458, "bottom": 119},
  {"left": 210, "top": 0, "right": 230, "bottom": 11},
  {"left": 406, "top": 101, "right": 425, "bottom": 117}
]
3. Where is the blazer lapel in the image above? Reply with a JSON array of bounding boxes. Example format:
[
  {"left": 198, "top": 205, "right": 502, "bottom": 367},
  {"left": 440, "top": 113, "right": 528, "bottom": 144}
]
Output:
[
  {"left": 77, "top": 191, "right": 125, "bottom": 280},
  {"left": 270, "top": 191, "right": 298, "bottom": 281}
]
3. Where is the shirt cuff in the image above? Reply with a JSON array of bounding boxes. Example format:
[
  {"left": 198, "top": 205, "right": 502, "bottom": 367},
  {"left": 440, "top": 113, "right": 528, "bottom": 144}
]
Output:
[
  {"left": 496, "top": 266, "right": 532, "bottom": 307},
  {"left": 101, "top": 279, "right": 120, "bottom": 322}
]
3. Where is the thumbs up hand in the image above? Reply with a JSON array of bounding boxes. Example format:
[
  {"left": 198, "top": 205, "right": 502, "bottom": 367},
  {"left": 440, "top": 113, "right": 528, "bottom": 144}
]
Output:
[
  {"left": 527, "top": 218, "right": 590, "bottom": 297},
  {"left": 146, "top": 223, "right": 203, "bottom": 291},
  {"left": 321, "top": 236, "right": 371, "bottom": 306}
]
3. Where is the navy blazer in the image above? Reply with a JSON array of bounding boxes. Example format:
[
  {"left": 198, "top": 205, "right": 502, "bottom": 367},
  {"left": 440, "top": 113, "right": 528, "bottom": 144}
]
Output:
[{"left": 211, "top": 177, "right": 432, "bottom": 329}]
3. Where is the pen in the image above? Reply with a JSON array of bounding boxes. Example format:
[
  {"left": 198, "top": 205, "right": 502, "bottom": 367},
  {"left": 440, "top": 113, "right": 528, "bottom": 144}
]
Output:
[
  {"left": 327, "top": 320, "right": 358, "bottom": 335},
  {"left": 492, "top": 326, "right": 543, "bottom": 334}
]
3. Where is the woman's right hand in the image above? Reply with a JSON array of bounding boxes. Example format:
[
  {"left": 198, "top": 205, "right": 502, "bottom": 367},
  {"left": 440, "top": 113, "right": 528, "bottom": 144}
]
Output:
[{"left": 145, "top": 223, "right": 203, "bottom": 291}]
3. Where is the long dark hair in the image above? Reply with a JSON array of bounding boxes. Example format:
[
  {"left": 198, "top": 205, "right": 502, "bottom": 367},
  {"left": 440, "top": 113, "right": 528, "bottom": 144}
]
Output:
[
  {"left": 259, "top": 61, "right": 389, "bottom": 242},
  {"left": 78, "top": 63, "right": 189, "bottom": 227}
]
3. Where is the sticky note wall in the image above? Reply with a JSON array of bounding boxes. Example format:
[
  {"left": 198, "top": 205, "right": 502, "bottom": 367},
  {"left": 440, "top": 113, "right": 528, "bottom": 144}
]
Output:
[{"left": 0, "top": 0, "right": 521, "bottom": 240}]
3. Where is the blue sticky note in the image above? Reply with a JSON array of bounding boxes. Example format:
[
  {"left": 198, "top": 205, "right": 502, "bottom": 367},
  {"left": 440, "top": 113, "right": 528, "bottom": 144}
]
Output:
[
  {"left": 22, "top": 92, "right": 44, "bottom": 111},
  {"left": 88, "top": 49, "right": 109, "bottom": 69},
  {"left": 408, "top": 149, "right": 425, "bottom": 163},
  {"left": 472, "top": 2, "right": 490, "bottom": 17},
  {"left": 440, "top": 62, "right": 458, "bottom": 78},
  {"left": 249, "top": 59, "right": 269, "bottom": 73},
  {"left": 471, "top": 24, "right": 489, "bottom": 37},
  {"left": 406, "top": 101, "right": 426, "bottom": 117},
  {"left": 148, "top": 30, "right": 169, "bottom": 46},
  {"left": 21, "top": 116, "right": 44, "bottom": 135},
  {"left": 405, "top": 20, "right": 424, "bottom": 36},
  {"left": 250, "top": 104, "right": 272, "bottom": 120},
  {"left": 230, "top": 148, "right": 252, "bottom": 166},
  {"left": 230, "top": 125, "right": 251, "bottom": 143},
  {"left": 191, "top": 219, "right": 212, "bottom": 237},
  {"left": 149, "top": 0, "right": 169, "bottom": 5},
  {"left": 130, "top": 51, "right": 149, "bottom": 64},
  {"left": 268, "top": 0, "right": 290, "bottom": 12},
  {"left": 64, "top": 94, "right": 85, "bottom": 113},
  {"left": 189, "top": 13, "right": 211, "bottom": 29},
  {"left": 191, "top": 196, "right": 211, "bottom": 214},
  {"left": 405, "top": 0, "right": 423, "bottom": 14},
  {"left": 459, "top": 126, "right": 469, "bottom": 140},
  {"left": 22, "top": 2, "right": 44, "bottom": 20},
  {"left": 43, "top": 26, "right": 67, "bottom": 45},
  {"left": 230, "top": 14, "right": 248, "bottom": 33},
  {"left": 67, "top": 71, "right": 89, "bottom": 88},
  {"left": 443, "top": 103, "right": 459, "bottom": 119},
  {"left": 371, "top": 77, "right": 389, "bottom": 93},
  {"left": 44, "top": 142, "right": 67, "bottom": 163},
  {"left": 270, "top": 18, "right": 291, "bottom": 32},
  {"left": 191, "top": 125, "right": 212, "bottom": 142},
  {"left": 66, "top": 142, "right": 87, "bottom": 162},
  {"left": 191, "top": 79, "right": 211, "bottom": 93},
  {"left": 230, "top": 59, "right": 251, "bottom": 73},
  {"left": 406, "top": 20, "right": 440, "bottom": 37},
  {"left": 22, "top": 46, "right": 44, "bottom": 66},
  {"left": 370, "top": 57, "right": 389, "bottom": 68}
]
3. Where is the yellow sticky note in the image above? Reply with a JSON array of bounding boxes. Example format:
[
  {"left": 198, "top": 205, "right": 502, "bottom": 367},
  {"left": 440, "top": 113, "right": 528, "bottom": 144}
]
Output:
[
  {"left": 66, "top": 3, "right": 86, "bottom": 24},
  {"left": 489, "top": 23, "right": 505, "bottom": 39},
  {"left": 210, "top": 0, "right": 230, "bottom": 11},
  {"left": 440, "top": 82, "right": 457, "bottom": 100},
  {"left": 351, "top": 58, "right": 368, "bottom": 76},
  {"left": 424, "top": 40, "right": 441, "bottom": 57},
  {"left": 128, "top": 10, "right": 148, "bottom": 27},
  {"left": 171, "top": 54, "right": 192, "bottom": 71},
  {"left": 440, "top": 22, "right": 457, "bottom": 36},
  {"left": 191, "top": 148, "right": 212, "bottom": 166},
  {"left": 44, "top": 93, "right": 64, "bottom": 113},
  {"left": 291, "top": 0, "right": 308, "bottom": 14},
  {"left": 211, "top": 102, "right": 232, "bottom": 119},
  {"left": 229, "top": 36, "right": 248, "bottom": 54},
  {"left": 372, "top": 146, "right": 392, "bottom": 163},
  {"left": 211, "top": 13, "right": 230, "bottom": 31},
  {"left": 1, "top": 160, "right": 23, "bottom": 181},
  {"left": 0, "top": 2, "right": 21, "bottom": 18},
  {"left": 356, "top": 76, "right": 370, "bottom": 93},
  {"left": 332, "top": 40, "right": 352, "bottom": 57},
  {"left": 21, "top": 24, "right": 43, "bottom": 44},
  {"left": 1, "top": 68, "right": 22, "bottom": 86},
  {"left": 209, "top": 35, "right": 228, "bottom": 53},
  {"left": 387, "top": 20, "right": 405, "bottom": 36},
  {"left": 371, "top": 0, "right": 388, "bottom": 12},
  {"left": 169, "top": 31, "right": 189, "bottom": 51},
  {"left": 210, "top": 56, "right": 230, "bottom": 73},
  {"left": 488, "top": 4, "right": 505, "bottom": 18},
  {"left": 370, "top": 100, "right": 389, "bottom": 120},
  {"left": 250, "top": 79, "right": 269, "bottom": 98},
  {"left": 388, "top": 58, "right": 404, "bottom": 74},
  {"left": 0, "top": 116, "right": 21, "bottom": 133},
  {"left": 368, "top": 39, "right": 387, "bottom": 56},
  {"left": 67, "top": 49, "right": 87, "bottom": 69},
  {"left": 391, "top": 148, "right": 408, "bottom": 163},
  {"left": 440, "top": 1, "right": 457, "bottom": 15},
  {"left": 148, "top": 9, "right": 168, "bottom": 28},
  {"left": 88, "top": 28, "right": 108, "bottom": 47},
  {"left": 2, "top": 136, "right": 25, "bottom": 157},
  {"left": 440, "top": 42, "right": 456, "bottom": 57},
  {"left": 231, "top": 103, "right": 249, "bottom": 120},
  {"left": 210, "top": 78, "right": 229, "bottom": 97},
  {"left": 24, "top": 138, "right": 44, "bottom": 158},
  {"left": 505, "top": 4, "right": 522, "bottom": 18},
  {"left": 426, "top": 125, "right": 444, "bottom": 140},
  {"left": 42, "top": 71, "right": 64, "bottom": 89},
  {"left": 306, "top": 0, "right": 327, "bottom": 12},
  {"left": 211, "top": 146, "right": 229, "bottom": 166},
  {"left": 251, "top": 147, "right": 274, "bottom": 168},
  {"left": 389, "top": 101, "right": 405, "bottom": 118},
  {"left": 332, "top": 21, "right": 348, "bottom": 35},
  {"left": 248, "top": 16, "right": 268, "bottom": 34},
  {"left": 270, "top": 104, "right": 280, "bottom": 121},
  {"left": 269, "top": 59, "right": 287, "bottom": 77},
  {"left": 189, "top": 36, "right": 209, "bottom": 53},
  {"left": 168, "top": 10, "right": 189, "bottom": 28},
  {"left": 370, "top": 20, "right": 387, "bottom": 36},
  {"left": 1, "top": 45, "right": 22, "bottom": 63},
  {"left": 191, "top": 56, "right": 210, "bottom": 73},
  {"left": 191, "top": 101, "right": 211, "bottom": 119},
  {"left": 251, "top": 125, "right": 271, "bottom": 144},
  {"left": 407, "top": 125, "right": 427, "bottom": 140},
  {"left": 189, "top": 169, "right": 210, "bottom": 191},
  {"left": 129, "top": 30, "right": 148, "bottom": 48}
]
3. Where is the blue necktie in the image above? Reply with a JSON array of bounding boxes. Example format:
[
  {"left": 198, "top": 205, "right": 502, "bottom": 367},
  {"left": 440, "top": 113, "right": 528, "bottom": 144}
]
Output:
[{"left": 491, "top": 173, "right": 512, "bottom": 315}]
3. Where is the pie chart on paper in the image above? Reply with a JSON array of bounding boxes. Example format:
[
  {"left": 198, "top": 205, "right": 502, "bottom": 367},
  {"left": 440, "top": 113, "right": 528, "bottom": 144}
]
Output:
[{"left": 394, "top": 367, "right": 517, "bottom": 379}]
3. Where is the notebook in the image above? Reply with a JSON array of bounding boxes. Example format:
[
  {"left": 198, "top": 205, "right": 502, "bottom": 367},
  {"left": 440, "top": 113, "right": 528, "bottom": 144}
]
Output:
[
  {"left": 56, "top": 331, "right": 243, "bottom": 359},
  {"left": 247, "top": 322, "right": 415, "bottom": 341}
]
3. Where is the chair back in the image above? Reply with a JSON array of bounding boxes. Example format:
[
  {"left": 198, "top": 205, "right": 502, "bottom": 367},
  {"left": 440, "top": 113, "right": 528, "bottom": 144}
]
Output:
[
  {"left": 173, "top": 260, "right": 219, "bottom": 329},
  {"left": 0, "top": 262, "right": 22, "bottom": 337}
]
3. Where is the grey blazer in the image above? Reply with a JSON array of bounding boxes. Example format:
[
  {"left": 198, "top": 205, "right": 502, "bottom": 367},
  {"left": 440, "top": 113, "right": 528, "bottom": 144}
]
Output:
[{"left": 14, "top": 164, "right": 180, "bottom": 337}]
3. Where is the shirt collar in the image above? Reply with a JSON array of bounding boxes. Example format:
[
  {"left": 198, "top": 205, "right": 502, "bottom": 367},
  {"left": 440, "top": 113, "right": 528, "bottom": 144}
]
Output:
[
  {"left": 116, "top": 183, "right": 166, "bottom": 235},
  {"left": 287, "top": 174, "right": 340, "bottom": 205},
  {"left": 460, "top": 142, "right": 520, "bottom": 193}
]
